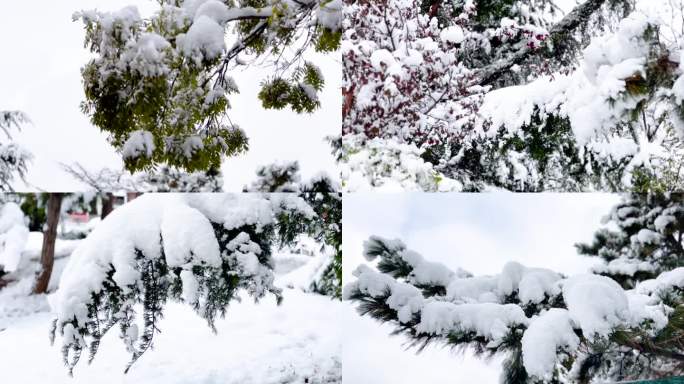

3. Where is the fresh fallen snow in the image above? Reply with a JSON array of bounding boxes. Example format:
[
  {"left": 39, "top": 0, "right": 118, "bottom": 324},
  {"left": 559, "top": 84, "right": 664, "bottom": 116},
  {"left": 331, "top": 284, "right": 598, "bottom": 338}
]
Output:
[
  {"left": 0, "top": 235, "right": 82, "bottom": 330},
  {"left": 522, "top": 309, "right": 579, "bottom": 381},
  {"left": 0, "top": 289, "right": 341, "bottom": 384},
  {"left": 122, "top": 130, "right": 155, "bottom": 159},
  {"left": 275, "top": 251, "right": 333, "bottom": 292},
  {"left": 440, "top": 25, "right": 465, "bottom": 44},
  {"left": 416, "top": 301, "right": 528, "bottom": 345},
  {"left": 561, "top": 274, "right": 630, "bottom": 341},
  {"left": 177, "top": 14, "right": 226, "bottom": 60},
  {"left": 592, "top": 258, "right": 655, "bottom": 276}
]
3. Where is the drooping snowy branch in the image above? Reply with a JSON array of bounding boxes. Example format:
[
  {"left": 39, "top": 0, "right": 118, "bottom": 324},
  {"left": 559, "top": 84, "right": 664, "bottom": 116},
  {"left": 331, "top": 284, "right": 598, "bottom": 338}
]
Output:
[
  {"left": 50, "top": 193, "right": 317, "bottom": 374},
  {"left": 345, "top": 235, "right": 684, "bottom": 383},
  {"left": 243, "top": 160, "right": 342, "bottom": 297}
]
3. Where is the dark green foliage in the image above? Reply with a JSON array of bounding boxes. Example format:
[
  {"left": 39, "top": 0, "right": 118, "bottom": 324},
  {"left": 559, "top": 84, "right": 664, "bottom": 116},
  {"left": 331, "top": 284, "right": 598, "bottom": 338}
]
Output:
[
  {"left": 502, "top": 348, "right": 531, "bottom": 384},
  {"left": 259, "top": 63, "right": 325, "bottom": 113},
  {"left": 315, "top": 27, "right": 342, "bottom": 52},
  {"left": 303, "top": 191, "right": 342, "bottom": 299},
  {"left": 20, "top": 193, "right": 48, "bottom": 232},
  {"left": 473, "top": 0, "right": 517, "bottom": 24}
]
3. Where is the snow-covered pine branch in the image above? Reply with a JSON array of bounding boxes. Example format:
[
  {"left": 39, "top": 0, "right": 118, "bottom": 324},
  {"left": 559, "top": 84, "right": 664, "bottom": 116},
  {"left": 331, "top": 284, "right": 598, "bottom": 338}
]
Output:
[
  {"left": 243, "top": 160, "right": 342, "bottom": 298},
  {"left": 344, "top": 236, "right": 684, "bottom": 383},
  {"left": 49, "top": 193, "right": 318, "bottom": 374},
  {"left": 301, "top": 189, "right": 341, "bottom": 298},
  {"left": 73, "top": 0, "right": 341, "bottom": 173},
  {"left": 578, "top": 193, "right": 684, "bottom": 289},
  {"left": 477, "top": 9, "right": 684, "bottom": 191},
  {"left": 0, "top": 111, "right": 32, "bottom": 191}
]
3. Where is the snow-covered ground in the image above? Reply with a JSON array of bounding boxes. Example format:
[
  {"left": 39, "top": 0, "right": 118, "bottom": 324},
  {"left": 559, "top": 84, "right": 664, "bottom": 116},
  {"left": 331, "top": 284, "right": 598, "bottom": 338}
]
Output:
[{"left": 0, "top": 247, "right": 342, "bottom": 383}]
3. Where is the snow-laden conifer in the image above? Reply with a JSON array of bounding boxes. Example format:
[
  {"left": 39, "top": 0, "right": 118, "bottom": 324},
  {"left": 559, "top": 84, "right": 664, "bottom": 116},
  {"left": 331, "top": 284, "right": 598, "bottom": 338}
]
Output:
[{"left": 345, "top": 233, "right": 684, "bottom": 383}]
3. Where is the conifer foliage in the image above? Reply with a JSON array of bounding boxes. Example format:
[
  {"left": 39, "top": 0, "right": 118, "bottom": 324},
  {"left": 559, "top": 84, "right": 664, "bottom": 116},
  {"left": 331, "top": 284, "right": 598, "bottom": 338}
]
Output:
[
  {"left": 578, "top": 193, "right": 684, "bottom": 289},
  {"left": 74, "top": 0, "right": 341, "bottom": 173},
  {"left": 245, "top": 161, "right": 342, "bottom": 298},
  {"left": 345, "top": 230, "right": 684, "bottom": 383},
  {"left": 49, "top": 193, "right": 322, "bottom": 374}
]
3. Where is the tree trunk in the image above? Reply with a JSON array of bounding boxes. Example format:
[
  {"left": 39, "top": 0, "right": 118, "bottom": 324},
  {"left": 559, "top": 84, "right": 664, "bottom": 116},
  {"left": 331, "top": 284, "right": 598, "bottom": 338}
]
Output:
[
  {"left": 33, "top": 193, "right": 63, "bottom": 294},
  {"left": 101, "top": 193, "right": 114, "bottom": 220}
]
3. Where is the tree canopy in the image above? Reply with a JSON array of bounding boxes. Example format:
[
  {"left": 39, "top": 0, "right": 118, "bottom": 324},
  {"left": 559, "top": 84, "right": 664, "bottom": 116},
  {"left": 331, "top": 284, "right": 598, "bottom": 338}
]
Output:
[{"left": 75, "top": 0, "right": 341, "bottom": 173}]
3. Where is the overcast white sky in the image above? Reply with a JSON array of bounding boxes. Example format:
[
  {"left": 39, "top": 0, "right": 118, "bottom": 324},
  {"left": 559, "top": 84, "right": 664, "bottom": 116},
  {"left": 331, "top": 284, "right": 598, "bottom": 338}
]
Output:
[
  {"left": 342, "top": 193, "right": 622, "bottom": 383},
  {"left": 0, "top": 0, "right": 339, "bottom": 191}
]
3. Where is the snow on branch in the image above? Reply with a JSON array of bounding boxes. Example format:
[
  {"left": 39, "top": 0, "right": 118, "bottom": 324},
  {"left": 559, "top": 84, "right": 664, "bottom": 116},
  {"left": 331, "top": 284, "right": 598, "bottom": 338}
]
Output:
[
  {"left": 477, "top": 0, "right": 609, "bottom": 86},
  {"left": 73, "top": 0, "right": 340, "bottom": 173},
  {"left": 50, "top": 193, "right": 316, "bottom": 374},
  {"left": 243, "top": 160, "right": 340, "bottom": 193},
  {"left": 345, "top": 235, "right": 684, "bottom": 382}
]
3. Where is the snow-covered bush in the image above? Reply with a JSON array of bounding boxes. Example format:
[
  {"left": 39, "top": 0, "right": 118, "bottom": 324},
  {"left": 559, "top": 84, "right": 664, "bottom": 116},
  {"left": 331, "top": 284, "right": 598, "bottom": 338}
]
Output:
[
  {"left": 340, "top": 135, "right": 462, "bottom": 191},
  {"left": 0, "top": 202, "right": 29, "bottom": 274},
  {"left": 243, "top": 160, "right": 340, "bottom": 193},
  {"left": 49, "top": 193, "right": 321, "bottom": 374},
  {"left": 74, "top": 0, "right": 340, "bottom": 172},
  {"left": 0, "top": 111, "right": 32, "bottom": 191},
  {"left": 345, "top": 235, "right": 684, "bottom": 383},
  {"left": 62, "top": 163, "right": 223, "bottom": 192},
  {"left": 342, "top": 0, "right": 684, "bottom": 191}
]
